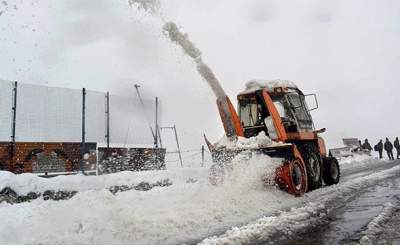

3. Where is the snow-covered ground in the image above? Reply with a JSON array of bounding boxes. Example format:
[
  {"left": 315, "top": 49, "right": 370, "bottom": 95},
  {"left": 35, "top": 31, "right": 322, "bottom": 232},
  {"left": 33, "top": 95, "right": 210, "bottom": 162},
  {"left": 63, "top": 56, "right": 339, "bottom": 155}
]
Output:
[
  {"left": 337, "top": 154, "right": 382, "bottom": 170},
  {"left": 359, "top": 201, "right": 400, "bottom": 245},
  {"left": 0, "top": 154, "right": 398, "bottom": 245}
]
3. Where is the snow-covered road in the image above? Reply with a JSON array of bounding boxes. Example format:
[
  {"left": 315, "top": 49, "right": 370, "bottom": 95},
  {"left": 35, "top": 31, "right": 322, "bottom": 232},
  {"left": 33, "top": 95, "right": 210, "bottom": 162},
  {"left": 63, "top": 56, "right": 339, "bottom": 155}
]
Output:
[{"left": 0, "top": 155, "right": 399, "bottom": 245}]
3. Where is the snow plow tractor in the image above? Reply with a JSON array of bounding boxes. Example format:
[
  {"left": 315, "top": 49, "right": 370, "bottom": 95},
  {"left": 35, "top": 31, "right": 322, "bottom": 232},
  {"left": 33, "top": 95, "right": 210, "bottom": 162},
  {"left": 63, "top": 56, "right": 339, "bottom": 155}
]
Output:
[{"left": 205, "top": 80, "right": 340, "bottom": 196}]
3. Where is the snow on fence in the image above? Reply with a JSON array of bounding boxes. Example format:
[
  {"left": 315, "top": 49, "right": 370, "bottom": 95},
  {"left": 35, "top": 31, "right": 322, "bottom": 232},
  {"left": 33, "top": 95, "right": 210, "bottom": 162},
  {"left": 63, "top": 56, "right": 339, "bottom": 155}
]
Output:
[{"left": 0, "top": 79, "right": 164, "bottom": 174}]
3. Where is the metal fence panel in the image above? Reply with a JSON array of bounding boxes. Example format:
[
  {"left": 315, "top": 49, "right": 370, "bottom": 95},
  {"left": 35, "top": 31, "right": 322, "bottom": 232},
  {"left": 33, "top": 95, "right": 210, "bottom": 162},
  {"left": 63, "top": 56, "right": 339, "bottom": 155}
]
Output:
[
  {"left": 86, "top": 90, "right": 106, "bottom": 143},
  {"left": 16, "top": 83, "right": 82, "bottom": 142},
  {"left": 1, "top": 80, "right": 156, "bottom": 146},
  {"left": 0, "top": 80, "right": 13, "bottom": 141}
]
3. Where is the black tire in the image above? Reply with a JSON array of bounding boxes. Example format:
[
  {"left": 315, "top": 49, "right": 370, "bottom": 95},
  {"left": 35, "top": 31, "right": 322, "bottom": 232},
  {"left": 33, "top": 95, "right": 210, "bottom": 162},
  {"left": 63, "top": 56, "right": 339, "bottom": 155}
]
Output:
[
  {"left": 322, "top": 157, "right": 340, "bottom": 186},
  {"left": 300, "top": 145, "right": 323, "bottom": 191}
]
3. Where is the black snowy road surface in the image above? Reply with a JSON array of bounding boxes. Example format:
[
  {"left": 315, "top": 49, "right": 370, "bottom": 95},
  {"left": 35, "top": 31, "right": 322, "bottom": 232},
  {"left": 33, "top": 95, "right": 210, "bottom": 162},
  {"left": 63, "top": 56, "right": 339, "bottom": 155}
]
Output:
[{"left": 281, "top": 159, "right": 400, "bottom": 245}]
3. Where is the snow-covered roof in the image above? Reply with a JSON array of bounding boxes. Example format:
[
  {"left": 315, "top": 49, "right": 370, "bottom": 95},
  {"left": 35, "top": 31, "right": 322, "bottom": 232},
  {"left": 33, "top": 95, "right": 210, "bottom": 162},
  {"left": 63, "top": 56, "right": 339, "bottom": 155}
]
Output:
[{"left": 240, "top": 80, "right": 298, "bottom": 94}]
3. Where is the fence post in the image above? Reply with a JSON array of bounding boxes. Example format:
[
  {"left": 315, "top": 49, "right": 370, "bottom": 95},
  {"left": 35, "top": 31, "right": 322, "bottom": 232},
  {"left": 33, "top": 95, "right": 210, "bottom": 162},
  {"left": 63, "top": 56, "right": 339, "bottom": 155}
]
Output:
[
  {"left": 105, "top": 91, "right": 110, "bottom": 148},
  {"left": 155, "top": 97, "right": 159, "bottom": 148},
  {"left": 10, "top": 81, "right": 18, "bottom": 172},
  {"left": 80, "top": 88, "right": 86, "bottom": 174}
]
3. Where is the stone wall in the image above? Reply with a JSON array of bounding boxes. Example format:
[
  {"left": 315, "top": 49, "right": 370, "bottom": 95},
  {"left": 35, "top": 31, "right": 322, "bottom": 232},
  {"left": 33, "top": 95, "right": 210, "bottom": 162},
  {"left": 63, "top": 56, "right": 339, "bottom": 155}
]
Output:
[{"left": 98, "top": 147, "right": 166, "bottom": 174}]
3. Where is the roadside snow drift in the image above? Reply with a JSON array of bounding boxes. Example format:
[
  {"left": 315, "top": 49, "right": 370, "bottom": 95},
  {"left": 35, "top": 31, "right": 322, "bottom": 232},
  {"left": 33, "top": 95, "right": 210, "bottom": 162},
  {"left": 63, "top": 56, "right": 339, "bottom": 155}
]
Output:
[
  {"left": 0, "top": 155, "right": 398, "bottom": 245},
  {"left": 0, "top": 152, "right": 293, "bottom": 245}
]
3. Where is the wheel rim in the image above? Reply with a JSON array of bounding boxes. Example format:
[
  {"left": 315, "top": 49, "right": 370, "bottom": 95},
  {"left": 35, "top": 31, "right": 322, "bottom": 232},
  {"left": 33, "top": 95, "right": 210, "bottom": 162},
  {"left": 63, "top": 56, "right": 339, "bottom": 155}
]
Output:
[{"left": 292, "top": 163, "right": 303, "bottom": 191}]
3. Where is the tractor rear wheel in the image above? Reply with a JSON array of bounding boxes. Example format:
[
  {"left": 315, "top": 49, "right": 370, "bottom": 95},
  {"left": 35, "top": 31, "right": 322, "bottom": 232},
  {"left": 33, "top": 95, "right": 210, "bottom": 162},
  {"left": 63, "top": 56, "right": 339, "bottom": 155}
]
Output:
[
  {"left": 322, "top": 157, "right": 340, "bottom": 186},
  {"left": 301, "top": 145, "right": 323, "bottom": 191}
]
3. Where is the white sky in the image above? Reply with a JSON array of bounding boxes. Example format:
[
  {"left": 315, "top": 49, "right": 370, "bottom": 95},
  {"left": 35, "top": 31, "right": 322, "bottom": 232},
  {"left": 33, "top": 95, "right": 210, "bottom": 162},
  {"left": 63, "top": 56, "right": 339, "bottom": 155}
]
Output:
[{"left": 0, "top": 0, "right": 399, "bottom": 150}]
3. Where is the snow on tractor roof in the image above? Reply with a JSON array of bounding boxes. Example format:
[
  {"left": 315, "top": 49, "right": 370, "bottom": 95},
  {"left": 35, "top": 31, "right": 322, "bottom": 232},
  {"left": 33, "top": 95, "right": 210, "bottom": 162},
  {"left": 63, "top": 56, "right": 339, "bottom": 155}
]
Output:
[{"left": 241, "top": 80, "right": 298, "bottom": 94}]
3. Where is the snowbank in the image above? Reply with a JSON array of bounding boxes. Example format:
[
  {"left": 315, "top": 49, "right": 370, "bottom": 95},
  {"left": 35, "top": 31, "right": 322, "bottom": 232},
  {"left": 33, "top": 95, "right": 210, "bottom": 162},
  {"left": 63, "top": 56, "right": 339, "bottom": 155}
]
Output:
[
  {"left": 338, "top": 154, "right": 383, "bottom": 171},
  {"left": 0, "top": 153, "right": 397, "bottom": 245},
  {"left": 0, "top": 153, "right": 296, "bottom": 245},
  {"left": 0, "top": 168, "right": 207, "bottom": 196}
]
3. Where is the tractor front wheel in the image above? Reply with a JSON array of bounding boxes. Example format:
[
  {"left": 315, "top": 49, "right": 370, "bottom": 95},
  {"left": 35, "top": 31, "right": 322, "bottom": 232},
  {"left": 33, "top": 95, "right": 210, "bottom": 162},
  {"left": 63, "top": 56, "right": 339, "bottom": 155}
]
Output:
[
  {"left": 322, "top": 157, "right": 340, "bottom": 186},
  {"left": 275, "top": 159, "right": 308, "bottom": 196}
]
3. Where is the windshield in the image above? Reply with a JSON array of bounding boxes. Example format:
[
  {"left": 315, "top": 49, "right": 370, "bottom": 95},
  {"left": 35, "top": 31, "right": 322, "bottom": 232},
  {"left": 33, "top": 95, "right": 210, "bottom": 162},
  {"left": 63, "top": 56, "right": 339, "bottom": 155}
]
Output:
[
  {"left": 285, "top": 93, "right": 314, "bottom": 130},
  {"left": 239, "top": 99, "right": 262, "bottom": 128},
  {"left": 239, "top": 97, "right": 285, "bottom": 128}
]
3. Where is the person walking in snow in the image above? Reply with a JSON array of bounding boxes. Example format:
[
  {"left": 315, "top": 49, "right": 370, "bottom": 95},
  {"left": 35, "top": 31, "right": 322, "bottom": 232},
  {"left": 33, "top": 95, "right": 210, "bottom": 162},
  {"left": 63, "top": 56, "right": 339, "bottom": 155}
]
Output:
[
  {"left": 384, "top": 138, "right": 394, "bottom": 160},
  {"left": 358, "top": 140, "right": 363, "bottom": 150},
  {"left": 394, "top": 137, "right": 400, "bottom": 159},
  {"left": 375, "top": 140, "right": 384, "bottom": 159},
  {"left": 362, "top": 139, "right": 373, "bottom": 153}
]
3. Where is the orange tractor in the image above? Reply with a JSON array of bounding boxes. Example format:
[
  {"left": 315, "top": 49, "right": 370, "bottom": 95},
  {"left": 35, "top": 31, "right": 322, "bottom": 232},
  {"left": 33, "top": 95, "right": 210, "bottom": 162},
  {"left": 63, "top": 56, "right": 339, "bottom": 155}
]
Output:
[{"left": 205, "top": 80, "right": 340, "bottom": 196}]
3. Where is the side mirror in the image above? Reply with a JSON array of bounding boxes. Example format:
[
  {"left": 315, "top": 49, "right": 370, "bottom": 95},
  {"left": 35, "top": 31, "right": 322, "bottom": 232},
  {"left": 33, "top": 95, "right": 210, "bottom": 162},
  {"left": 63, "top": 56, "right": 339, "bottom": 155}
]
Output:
[{"left": 305, "top": 94, "right": 319, "bottom": 111}]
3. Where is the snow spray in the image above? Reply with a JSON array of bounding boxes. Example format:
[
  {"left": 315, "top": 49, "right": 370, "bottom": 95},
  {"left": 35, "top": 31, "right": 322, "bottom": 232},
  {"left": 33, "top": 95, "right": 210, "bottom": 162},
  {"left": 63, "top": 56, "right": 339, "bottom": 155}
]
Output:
[
  {"left": 128, "top": 1, "right": 243, "bottom": 138},
  {"left": 162, "top": 22, "right": 227, "bottom": 99},
  {"left": 162, "top": 22, "right": 243, "bottom": 138},
  {"left": 128, "top": 0, "right": 160, "bottom": 13}
]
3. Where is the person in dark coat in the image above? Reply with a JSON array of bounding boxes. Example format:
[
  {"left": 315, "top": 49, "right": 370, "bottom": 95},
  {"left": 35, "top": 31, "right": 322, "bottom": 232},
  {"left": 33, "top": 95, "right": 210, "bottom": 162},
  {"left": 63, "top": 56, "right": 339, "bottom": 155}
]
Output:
[
  {"left": 394, "top": 137, "right": 400, "bottom": 159},
  {"left": 375, "top": 140, "right": 384, "bottom": 159},
  {"left": 384, "top": 138, "right": 394, "bottom": 160},
  {"left": 362, "top": 139, "right": 373, "bottom": 152}
]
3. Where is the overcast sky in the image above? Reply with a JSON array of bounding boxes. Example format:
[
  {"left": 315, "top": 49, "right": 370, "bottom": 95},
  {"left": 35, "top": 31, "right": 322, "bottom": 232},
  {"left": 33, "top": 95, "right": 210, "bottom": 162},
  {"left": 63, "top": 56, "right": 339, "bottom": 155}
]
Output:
[{"left": 0, "top": 0, "right": 399, "bottom": 151}]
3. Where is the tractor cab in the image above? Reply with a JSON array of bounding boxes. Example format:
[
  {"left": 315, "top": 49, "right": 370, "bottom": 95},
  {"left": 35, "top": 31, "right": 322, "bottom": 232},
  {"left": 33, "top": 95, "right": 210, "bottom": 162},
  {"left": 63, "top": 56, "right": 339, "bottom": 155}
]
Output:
[{"left": 238, "top": 86, "right": 317, "bottom": 139}]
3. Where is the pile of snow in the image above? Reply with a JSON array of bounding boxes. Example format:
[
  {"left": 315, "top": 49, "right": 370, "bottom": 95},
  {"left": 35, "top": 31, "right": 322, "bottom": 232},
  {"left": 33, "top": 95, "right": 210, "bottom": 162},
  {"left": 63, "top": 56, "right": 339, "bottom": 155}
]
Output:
[
  {"left": 241, "top": 80, "right": 298, "bottom": 94},
  {"left": 338, "top": 154, "right": 383, "bottom": 171},
  {"left": 0, "top": 154, "right": 296, "bottom": 245},
  {"left": 0, "top": 168, "right": 207, "bottom": 196},
  {"left": 359, "top": 201, "right": 400, "bottom": 245},
  {"left": 0, "top": 150, "right": 398, "bottom": 244},
  {"left": 214, "top": 132, "right": 289, "bottom": 150}
]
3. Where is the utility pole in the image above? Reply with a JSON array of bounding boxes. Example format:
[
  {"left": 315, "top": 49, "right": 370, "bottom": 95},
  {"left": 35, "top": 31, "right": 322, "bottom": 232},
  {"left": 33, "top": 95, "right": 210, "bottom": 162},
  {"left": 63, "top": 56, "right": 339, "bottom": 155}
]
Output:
[
  {"left": 173, "top": 125, "right": 183, "bottom": 167},
  {"left": 161, "top": 125, "right": 183, "bottom": 167},
  {"left": 134, "top": 84, "right": 158, "bottom": 146}
]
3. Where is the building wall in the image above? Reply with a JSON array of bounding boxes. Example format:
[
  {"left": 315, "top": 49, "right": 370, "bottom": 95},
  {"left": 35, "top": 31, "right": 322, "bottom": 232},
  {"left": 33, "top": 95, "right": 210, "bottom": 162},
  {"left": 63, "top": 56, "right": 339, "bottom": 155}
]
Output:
[{"left": 0, "top": 142, "right": 97, "bottom": 174}]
